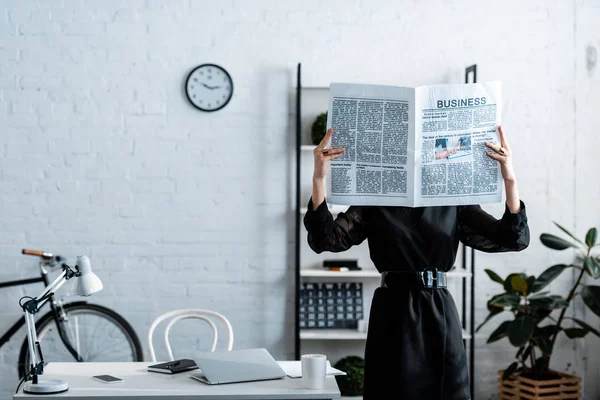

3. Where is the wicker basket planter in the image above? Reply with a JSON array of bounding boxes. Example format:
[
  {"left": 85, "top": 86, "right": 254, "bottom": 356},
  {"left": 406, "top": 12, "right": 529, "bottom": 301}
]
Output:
[{"left": 498, "top": 370, "right": 582, "bottom": 399}]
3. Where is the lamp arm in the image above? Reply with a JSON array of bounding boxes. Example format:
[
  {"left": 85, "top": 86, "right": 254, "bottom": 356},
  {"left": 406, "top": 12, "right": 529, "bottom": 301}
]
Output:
[
  {"left": 22, "top": 266, "right": 76, "bottom": 381},
  {"left": 25, "top": 311, "right": 38, "bottom": 373},
  {"left": 32, "top": 265, "right": 77, "bottom": 307}
]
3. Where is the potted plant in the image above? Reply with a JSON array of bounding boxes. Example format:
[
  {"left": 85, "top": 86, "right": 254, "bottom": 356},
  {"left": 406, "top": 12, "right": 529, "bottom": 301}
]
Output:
[
  {"left": 333, "top": 355, "right": 364, "bottom": 397},
  {"left": 311, "top": 112, "right": 327, "bottom": 145},
  {"left": 477, "top": 223, "right": 600, "bottom": 399}
]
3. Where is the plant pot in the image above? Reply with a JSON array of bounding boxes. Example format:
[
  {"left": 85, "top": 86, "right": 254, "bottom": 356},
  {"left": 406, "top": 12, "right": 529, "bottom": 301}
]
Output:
[{"left": 497, "top": 369, "right": 582, "bottom": 399}]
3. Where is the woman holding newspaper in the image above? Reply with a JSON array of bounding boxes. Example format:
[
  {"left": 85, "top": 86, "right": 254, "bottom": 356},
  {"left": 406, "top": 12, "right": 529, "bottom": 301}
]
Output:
[{"left": 305, "top": 126, "right": 529, "bottom": 400}]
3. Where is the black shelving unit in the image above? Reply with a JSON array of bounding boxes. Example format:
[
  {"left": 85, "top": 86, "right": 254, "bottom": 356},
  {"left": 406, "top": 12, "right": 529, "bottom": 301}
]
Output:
[
  {"left": 464, "top": 63, "right": 477, "bottom": 398},
  {"left": 293, "top": 62, "right": 477, "bottom": 398},
  {"left": 294, "top": 63, "right": 302, "bottom": 361}
]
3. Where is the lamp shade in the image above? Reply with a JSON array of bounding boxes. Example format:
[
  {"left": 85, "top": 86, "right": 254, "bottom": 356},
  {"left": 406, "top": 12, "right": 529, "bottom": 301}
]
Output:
[{"left": 70, "top": 255, "right": 103, "bottom": 296}]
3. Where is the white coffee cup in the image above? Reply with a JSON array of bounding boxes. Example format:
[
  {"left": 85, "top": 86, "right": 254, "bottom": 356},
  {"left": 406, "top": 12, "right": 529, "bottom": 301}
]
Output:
[{"left": 301, "top": 353, "right": 327, "bottom": 389}]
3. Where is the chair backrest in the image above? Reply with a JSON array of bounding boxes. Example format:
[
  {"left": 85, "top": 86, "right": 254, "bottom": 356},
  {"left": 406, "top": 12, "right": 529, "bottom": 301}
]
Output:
[{"left": 147, "top": 308, "right": 234, "bottom": 362}]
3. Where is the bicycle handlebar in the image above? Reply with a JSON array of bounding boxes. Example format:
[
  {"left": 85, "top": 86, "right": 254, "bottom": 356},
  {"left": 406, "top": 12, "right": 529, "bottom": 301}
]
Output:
[{"left": 22, "top": 248, "right": 54, "bottom": 259}]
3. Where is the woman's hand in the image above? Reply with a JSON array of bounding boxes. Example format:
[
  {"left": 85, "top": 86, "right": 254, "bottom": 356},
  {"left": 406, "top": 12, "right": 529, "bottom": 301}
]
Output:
[
  {"left": 485, "top": 125, "right": 516, "bottom": 182},
  {"left": 310, "top": 128, "right": 345, "bottom": 210},
  {"left": 485, "top": 125, "right": 521, "bottom": 213},
  {"left": 313, "top": 128, "right": 345, "bottom": 181}
]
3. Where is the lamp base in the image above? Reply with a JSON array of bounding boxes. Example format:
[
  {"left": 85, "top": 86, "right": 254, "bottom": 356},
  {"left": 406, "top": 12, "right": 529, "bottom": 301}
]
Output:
[{"left": 23, "top": 379, "right": 69, "bottom": 394}]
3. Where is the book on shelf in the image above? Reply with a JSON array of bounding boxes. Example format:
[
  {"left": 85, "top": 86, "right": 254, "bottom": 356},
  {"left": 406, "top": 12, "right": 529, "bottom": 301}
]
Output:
[
  {"left": 299, "top": 282, "right": 363, "bottom": 329},
  {"left": 322, "top": 259, "right": 361, "bottom": 271}
]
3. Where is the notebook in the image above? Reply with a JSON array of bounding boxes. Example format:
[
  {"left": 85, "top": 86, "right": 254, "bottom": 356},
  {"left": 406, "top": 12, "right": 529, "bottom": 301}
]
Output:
[
  {"left": 190, "top": 348, "right": 286, "bottom": 385},
  {"left": 147, "top": 358, "right": 199, "bottom": 374}
]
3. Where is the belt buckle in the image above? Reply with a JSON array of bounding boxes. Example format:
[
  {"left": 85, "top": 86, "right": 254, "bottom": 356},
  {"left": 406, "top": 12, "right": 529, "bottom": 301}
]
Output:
[{"left": 420, "top": 267, "right": 438, "bottom": 289}]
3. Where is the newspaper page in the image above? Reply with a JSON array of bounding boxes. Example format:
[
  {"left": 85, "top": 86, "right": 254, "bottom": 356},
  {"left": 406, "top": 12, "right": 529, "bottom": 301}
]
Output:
[
  {"left": 326, "top": 83, "right": 416, "bottom": 207},
  {"left": 325, "top": 81, "right": 503, "bottom": 207},
  {"left": 413, "top": 81, "right": 502, "bottom": 206}
]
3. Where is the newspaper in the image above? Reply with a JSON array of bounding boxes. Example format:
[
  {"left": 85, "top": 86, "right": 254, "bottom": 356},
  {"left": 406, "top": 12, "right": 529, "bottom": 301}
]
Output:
[{"left": 325, "top": 81, "right": 503, "bottom": 207}]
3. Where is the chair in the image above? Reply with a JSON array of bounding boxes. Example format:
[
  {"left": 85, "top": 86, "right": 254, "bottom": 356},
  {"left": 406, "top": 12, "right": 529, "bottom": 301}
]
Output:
[{"left": 147, "top": 308, "right": 234, "bottom": 362}]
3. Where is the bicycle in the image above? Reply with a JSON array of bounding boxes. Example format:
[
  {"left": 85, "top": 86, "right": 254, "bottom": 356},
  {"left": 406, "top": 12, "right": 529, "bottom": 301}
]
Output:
[{"left": 0, "top": 248, "right": 144, "bottom": 379}]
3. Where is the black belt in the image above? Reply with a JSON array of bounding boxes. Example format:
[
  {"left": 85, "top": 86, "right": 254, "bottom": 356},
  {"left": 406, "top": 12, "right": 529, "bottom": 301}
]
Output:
[{"left": 380, "top": 268, "right": 447, "bottom": 289}]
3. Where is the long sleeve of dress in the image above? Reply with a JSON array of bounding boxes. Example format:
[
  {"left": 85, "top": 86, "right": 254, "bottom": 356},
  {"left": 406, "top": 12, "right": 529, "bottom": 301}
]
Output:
[
  {"left": 303, "top": 197, "right": 367, "bottom": 253},
  {"left": 457, "top": 200, "right": 530, "bottom": 252}
]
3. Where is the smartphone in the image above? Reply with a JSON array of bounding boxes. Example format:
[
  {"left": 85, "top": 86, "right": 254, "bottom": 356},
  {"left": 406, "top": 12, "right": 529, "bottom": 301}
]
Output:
[{"left": 92, "top": 375, "right": 123, "bottom": 384}]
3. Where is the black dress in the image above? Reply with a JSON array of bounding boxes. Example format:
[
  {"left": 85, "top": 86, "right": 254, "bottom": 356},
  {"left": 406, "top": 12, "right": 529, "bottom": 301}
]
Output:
[{"left": 303, "top": 198, "right": 530, "bottom": 400}]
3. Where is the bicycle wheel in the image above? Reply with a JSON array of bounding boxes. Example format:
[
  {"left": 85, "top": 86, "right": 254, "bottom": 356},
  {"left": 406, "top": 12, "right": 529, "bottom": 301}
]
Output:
[{"left": 18, "top": 302, "right": 143, "bottom": 378}]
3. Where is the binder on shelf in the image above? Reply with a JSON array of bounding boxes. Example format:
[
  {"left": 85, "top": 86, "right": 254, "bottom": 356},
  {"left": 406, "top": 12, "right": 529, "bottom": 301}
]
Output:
[{"left": 299, "top": 281, "right": 362, "bottom": 330}]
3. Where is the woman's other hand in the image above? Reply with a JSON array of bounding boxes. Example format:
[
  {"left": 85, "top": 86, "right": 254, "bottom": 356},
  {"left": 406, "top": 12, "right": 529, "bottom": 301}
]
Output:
[
  {"left": 485, "top": 125, "right": 516, "bottom": 182},
  {"left": 313, "top": 128, "right": 345, "bottom": 181}
]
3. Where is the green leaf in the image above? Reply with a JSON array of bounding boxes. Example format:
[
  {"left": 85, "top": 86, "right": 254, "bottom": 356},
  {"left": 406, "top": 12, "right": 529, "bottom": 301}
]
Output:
[
  {"left": 526, "top": 276, "right": 536, "bottom": 294},
  {"left": 487, "top": 295, "right": 505, "bottom": 313},
  {"left": 485, "top": 269, "right": 504, "bottom": 285},
  {"left": 508, "top": 317, "right": 536, "bottom": 347},
  {"left": 564, "top": 327, "right": 588, "bottom": 338},
  {"left": 548, "top": 295, "right": 570, "bottom": 309},
  {"left": 584, "top": 257, "right": 600, "bottom": 279},
  {"left": 502, "top": 361, "right": 519, "bottom": 381},
  {"left": 572, "top": 318, "right": 600, "bottom": 338},
  {"left": 532, "top": 327, "right": 556, "bottom": 355},
  {"left": 582, "top": 285, "right": 600, "bottom": 318},
  {"left": 529, "top": 291, "right": 550, "bottom": 299},
  {"left": 529, "top": 307, "right": 553, "bottom": 324},
  {"left": 553, "top": 222, "right": 584, "bottom": 246},
  {"left": 531, "top": 264, "right": 568, "bottom": 293},
  {"left": 534, "top": 335, "right": 553, "bottom": 355},
  {"left": 586, "top": 227, "right": 598, "bottom": 247},
  {"left": 476, "top": 307, "right": 504, "bottom": 333},
  {"left": 540, "top": 233, "right": 578, "bottom": 250},
  {"left": 488, "top": 320, "right": 511, "bottom": 343},
  {"left": 538, "top": 325, "right": 561, "bottom": 336},
  {"left": 489, "top": 293, "right": 521, "bottom": 309},
  {"left": 522, "top": 345, "right": 532, "bottom": 361},
  {"left": 593, "top": 258, "right": 600, "bottom": 279},
  {"left": 504, "top": 273, "right": 528, "bottom": 292},
  {"left": 529, "top": 296, "right": 569, "bottom": 310},
  {"left": 511, "top": 275, "right": 528, "bottom": 294}
]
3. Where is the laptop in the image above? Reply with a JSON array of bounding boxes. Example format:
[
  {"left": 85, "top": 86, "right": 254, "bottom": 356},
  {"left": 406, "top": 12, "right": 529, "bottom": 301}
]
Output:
[{"left": 190, "top": 347, "right": 286, "bottom": 385}]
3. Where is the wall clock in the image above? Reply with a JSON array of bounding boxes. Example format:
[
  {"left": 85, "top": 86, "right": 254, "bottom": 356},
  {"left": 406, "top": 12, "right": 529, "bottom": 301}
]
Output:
[{"left": 185, "top": 64, "right": 233, "bottom": 112}]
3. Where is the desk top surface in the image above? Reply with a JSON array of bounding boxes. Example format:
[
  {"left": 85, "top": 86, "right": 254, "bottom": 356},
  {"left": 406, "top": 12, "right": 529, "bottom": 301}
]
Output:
[{"left": 14, "top": 361, "right": 341, "bottom": 399}]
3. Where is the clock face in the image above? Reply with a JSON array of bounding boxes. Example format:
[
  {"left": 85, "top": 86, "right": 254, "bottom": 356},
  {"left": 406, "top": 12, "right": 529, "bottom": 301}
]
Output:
[{"left": 185, "top": 64, "right": 233, "bottom": 112}]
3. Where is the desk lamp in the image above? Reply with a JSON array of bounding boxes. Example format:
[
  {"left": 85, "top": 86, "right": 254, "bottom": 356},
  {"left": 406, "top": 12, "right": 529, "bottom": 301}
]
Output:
[{"left": 20, "top": 255, "right": 103, "bottom": 394}]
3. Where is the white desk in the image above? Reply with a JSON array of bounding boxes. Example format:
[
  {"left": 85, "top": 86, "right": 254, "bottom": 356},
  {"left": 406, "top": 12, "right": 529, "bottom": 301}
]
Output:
[{"left": 14, "top": 362, "right": 342, "bottom": 399}]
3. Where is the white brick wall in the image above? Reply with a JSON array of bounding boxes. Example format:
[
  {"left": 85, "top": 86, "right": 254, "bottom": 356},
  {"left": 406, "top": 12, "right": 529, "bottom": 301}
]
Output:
[{"left": 1, "top": 0, "right": 599, "bottom": 398}]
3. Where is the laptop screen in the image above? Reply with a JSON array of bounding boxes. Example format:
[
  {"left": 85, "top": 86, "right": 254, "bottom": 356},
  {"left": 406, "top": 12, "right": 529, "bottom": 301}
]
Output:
[{"left": 193, "top": 348, "right": 286, "bottom": 384}]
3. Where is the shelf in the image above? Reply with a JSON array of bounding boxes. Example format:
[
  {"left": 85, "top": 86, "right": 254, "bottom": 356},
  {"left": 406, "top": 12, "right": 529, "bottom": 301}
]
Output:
[
  {"left": 447, "top": 269, "right": 473, "bottom": 278},
  {"left": 300, "top": 329, "right": 367, "bottom": 340},
  {"left": 300, "top": 329, "right": 473, "bottom": 340},
  {"left": 301, "top": 270, "right": 381, "bottom": 278},
  {"left": 300, "top": 269, "right": 471, "bottom": 279}
]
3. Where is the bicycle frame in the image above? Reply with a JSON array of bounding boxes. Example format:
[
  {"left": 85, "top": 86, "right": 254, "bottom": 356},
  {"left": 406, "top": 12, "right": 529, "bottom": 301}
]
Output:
[{"left": 0, "top": 261, "right": 85, "bottom": 362}]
